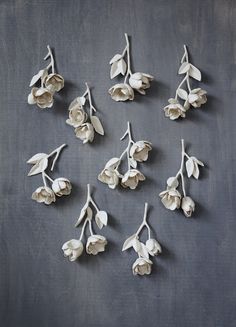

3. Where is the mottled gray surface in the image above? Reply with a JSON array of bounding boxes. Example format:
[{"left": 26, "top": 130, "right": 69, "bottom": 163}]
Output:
[{"left": 0, "top": 0, "right": 236, "bottom": 326}]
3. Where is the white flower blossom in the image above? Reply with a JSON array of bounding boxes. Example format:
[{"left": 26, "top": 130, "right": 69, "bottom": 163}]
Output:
[
  {"left": 181, "top": 196, "right": 195, "bottom": 217},
  {"left": 86, "top": 235, "right": 107, "bottom": 255},
  {"left": 130, "top": 141, "right": 152, "bottom": 162},
  {"left": 66, "top": 106, "right": 87, "bottom": 128},
  {"left": 62, "top": 239, "right": 83, "bottom": 261},
  {"left": 28, "top": 87, "right": 54, "bottom": 109},
  {"left": 75, "top": 123, "right": 94, "bottom": 143},
  {"left": 52, "top": 178, "right": 72, "bottom": 197},
  {"left": 146, "top": 239, "right": 162, "bottom": 256},
  {"left": 159, "top": 189, "right": 181, "bottom": 211},
  {"left": 132, "top": 257, "right": 153, "bottom": 276},
  {"left": 108, "top": 83, "right": 134, "bottom": 102},
  {"left": 31, "top": 186, "right": 56, "bottom": 205},
  {"left": 129, "top": 72, "right": 154, "bottom": 94},
  {"left": 163, "top": 98, "right": 186, "bottom": 120},
  {"left": 121, "top": 169, "right": 145, "bottom": 189},
  {"left": 44, "top": 73, "right": 64, "bottom": 92},
  {"left": 98, "top": 168, "right": 120, "bottom": 189},
  {"left": 188, "top": 88, "right": 207, "bottom": 108}
]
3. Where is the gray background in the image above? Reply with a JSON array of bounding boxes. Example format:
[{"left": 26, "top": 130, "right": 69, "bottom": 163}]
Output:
[{"left": 1, "top": 0, "right": 236, "bottom": 326}]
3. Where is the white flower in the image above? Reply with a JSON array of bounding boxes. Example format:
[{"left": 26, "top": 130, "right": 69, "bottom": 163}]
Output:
[
  {"left": 159, "top": 189, "right": 181, "bottom": 210},
  {"left": 181, "top": 196, "right": 195, "bottom": 217},
  {"left": 62, "top": 239, "right": 83, "bottom": 261},
  {"left": 188, "top": 88, "right": 207, "bottom": 108},
  {"left": 129, "top": 72, "right": 154, "bottom": 94},
  {"left": 164, "top": 98, "right": 186, "bottom": 120},
  {"left": 121, "top": 169, "right": 145, "bottom": 189},
  {"left": 31, "top": 186, "right": 56, "bottom": 205},
  {"left": 44, "top": 73, "right": 64, "bottom": 92},
  {"left": 52, "top": 178, "right": 72, "bottom": 197},
  {"left": 98, "top": 168, "right": 120, "bottom": 189},
  {"left": 146, "top": 239, "right": 162, "bottom": 256},
  {"left": 66, "top": 106, "right": 87, "bottom": 128},
  {"left": 28, "top": 87, "right": 54, "bottom": 109},
  {"left": 130, "top": 141, "right": 152, "bottom": 162},
  {"left": 86, "top": 235, "right": 107, "bottom": 255},
  {"left": 75, "top": 123, "right": 94, "bottom": 143},
  {"left": 132, "top": 257, "right": 153, "bottom": 276},
  {"left": 108, "top": 83, "right": 134, "bottom": 101}
]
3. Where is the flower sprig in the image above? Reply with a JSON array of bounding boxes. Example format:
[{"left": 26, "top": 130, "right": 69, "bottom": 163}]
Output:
[
  {"left": 159, "top": 139, "right": 204, "bottom": 217},
  {"left": 98, "top": 121, "right": 152, "bottom": 190},
  {"left": 27, "top": 144, "right": 72, "bottom": 205},
  {"left": 122, "top": 203, "right": 162, "bottom": 276},
  {"left": 163, "top": 45, "right": 207, "bottom": 120},
  {"left": 66, "top": 83, "right": 104, "bottom": 143},
  {"left": 28, "top": 45, "right": 64, "bottom": 109},
  {"left": 62, "top": 184, "right": 108, "bottom": 262},
  {"left": 109, "top": 33, "right": 154, "bottom": 102}
]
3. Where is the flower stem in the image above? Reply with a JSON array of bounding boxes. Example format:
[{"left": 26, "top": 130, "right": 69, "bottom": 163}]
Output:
[
  {"left": 119, "top": 121, "right": 134, "bottom": 170},
  {"left": 88, "top": 219, "right": 94, "bottom": 236},
  {"left": 48, "top": 144, "right": 67, "bottom": 171},
  {"left": 42, "top": 172, "right": 47, "bottom": 187},
  {"left": 44, "top": 172, "right": 54, "bottom": 183},
  {"left": 124, "top": 33, "right": 132, "bottom": 83},
  {"left": 85, "top": 83, "right": 96, "bottom": 117},
  {"left": 45, "top": 45, "right": 55, "bottom": 73},
  {"left": 79, "top": 218, "right": 89, "bottom": 241},
  {"left": 86, "top": 184, "right": 99, "bottom": 212},
  {"left": 176, "top": 139, "right": 186, "bottom": 197},
  {"left": 135, "top": 202, "right": 151, "bottom": 240}
]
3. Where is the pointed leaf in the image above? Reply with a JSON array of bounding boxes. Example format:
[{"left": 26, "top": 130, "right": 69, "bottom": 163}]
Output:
[
  {"left": 189, "top": 64, "right": 201, "bottom": 81},
  {"left": 109, "top": 53, "right": 122, "bottom": 64},
  {"left": 27, "top": 153, "right": 48, "bottom": 164},
  {"left": 186, "top": 158, "right": 194, "bottom": 178},
  {"left": 132, "top": 238, "right": 141, "bottom": 252},
  {"left": 95, "top": 216, "right": 103, "bottom": 229},
  {"left": 117, "top": 58, "right": 127, "bottom": 75},
  {"left": 105, "top": 157, "right": 120, "bottom": 169},
  {"left": 28, "top": 157, "right": 48, "bottom": 176},
  {"left": 138, "top": 243, "right": 149, "bottom": 259},
  {"left": 177, "top": 88, "right": 188, "bottom": 100},
  {"left": 122, "top": 234, "right": 137, "bottom": 251},
  {"left": 178, "top": 62, "right": 190, "bottom": 74},
  {"left": 29, "top": 69, "right": 47, "bottom": 87},
  {"left": 110, "top": 61, "right": 120, "bottom": 79},
  {"left": 90, "top": 116, "right": 104, "bottom": 135},
  {"left": 192, "top": 165, "right": 199, "bottom": 179},
  {"left": 75, "top": 205, "right": 88, "bottom": 227},
  {"left": 167, "top": 177, "right": 179, "bottom": 189},
  {"left": 129, "top": 158, "right": 137, "bottom": 169},
  {"left": 86, "top": 207, "right": 93, "bottom": 219}
]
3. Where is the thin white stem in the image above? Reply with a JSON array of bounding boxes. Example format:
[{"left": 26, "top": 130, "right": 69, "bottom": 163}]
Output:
[
  {"left": 79, "top": 218, "right": 89, "bottom": 241},
  {"left": 175, "top": 75, "right": 188, "bottom": 99},
  {"left": 86, "top": 184, "right": 99, "bottom": 212},
  {"left": 45, "top": 45, "right": 55, "bottom": 73},
  {"left": 48, "top": 144, "right": 67, "bottom": 171},
  {"left": 186, "top": 73, "right": 192, "bottom": 92},
  {"left": 176, "top": 45, "right": 191, "bottom": 99},
  {"left": 88, "top": 219, "right": 94, "bottom": 236},
  {"left": 44, "top": 172, "right": 54, "bottom": 183},
  {"left": 176, "top": 139, "right": 186, "bottom": 197},
  {"left": 85, "top": 83, "right": 96, "bottom": 117},
  {"left": 183, "top": 45, "right": 189, "bottom": 62},
  {"left": 124, "top": 33, "right": 132, "bottom": 83},
  {"left": 118, "top": 121, "right": 134, "bottom": 170},
  {"left": 42, "top": 172, "right": 47, "bottom": 187},
  {"left": 135, "top": 203, "right": 151, "bottom": 240}
]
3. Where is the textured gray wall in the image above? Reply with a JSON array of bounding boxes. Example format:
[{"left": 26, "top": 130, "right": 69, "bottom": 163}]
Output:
[{"left": 1, "top": 0, "right": 236, "bottom": 326}]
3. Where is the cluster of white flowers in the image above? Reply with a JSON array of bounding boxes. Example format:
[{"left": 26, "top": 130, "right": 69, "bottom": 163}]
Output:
[
  {"left": 28, "top": 45, "right": 64, "bottom": 109},
  {"left": 27, "top": 144, "right": 72, "bottom": 205},
  {"left": 159, "top": 139, "right": 204, "bottom": 217},
  {"left": 66, "top": 83, "right": 104, "bottom": 143},
  {"left": 122, "top": 203, "right": 162, "bottom": 276},
  {"left": 98, "top": 122, "right": 152, "bottom": 190},
  {"left": 163, "top": 45, "right": 207, "bottom": 120},
  {"left": 62, "top": 184, "right": 108, "bottom": 262},
  {"left": 109, "top": 33, "right": 153, "bottom": 102}
]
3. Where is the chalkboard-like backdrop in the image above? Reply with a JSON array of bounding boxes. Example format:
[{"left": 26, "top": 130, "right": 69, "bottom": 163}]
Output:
[{"left": 1, "top": 1, "right": 236, "bottom": 327}]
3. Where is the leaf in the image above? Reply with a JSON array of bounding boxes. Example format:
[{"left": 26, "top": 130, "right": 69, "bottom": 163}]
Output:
[
  {"left": 29, "top": 69, "right": 47, "bottom": 87},
  {"left": 110, "top": 58, "right": 127, "bottom": 79},
  {"left": 86, "top": 207, "right": 93, "bottom": 219},
  {"left": 122, "top": 234, "right": 137, "bottom": 251},
  {"left": 105, "top": 157, "right": 120, "bottom": 169},
  {"left": 117, "top": 58, "right": 127, "bottom": 75},
  {"left": 132, "top": 238, "right": 141, "bottom": 252},
  {"left": 178, "top": 62, "right": 190, "bottom": 74},
  {"left": 109, "top": 53, "right": 122, "bottom": 64},
  {"left": 167, "top": 176, "right": 179, "bottom": 189},
  {"left": 138, "top": 243, "right": 149, "bottom": 259},
  {"left": 192, "top": 156, "right": 204, "bottom": 167},
  {"left": 27, "top": 153, "right": 48, "bottom": 164},
  {"left": 189, "top": 64, "right": 201, "bottom": 81},
  {"left": 95, "top": 211, "right": 108, "bottom": 229},
  {"left": 75, "top": 205, "right": 88, "bottom": 227},
  {"left": 186, "top": 158, "right": 194, "bottom": 178},
  {"left": 129, "top": 158, "right": 137, "bottom": 169},
  {"left": 28, "top": 157, "right": 48, "bottom": 176},
  {"left": 177, "top": 88, "right": 188, "bottom": 100},
  {"left": 90, "top": 116, "right": 104, "bottom": 135}
]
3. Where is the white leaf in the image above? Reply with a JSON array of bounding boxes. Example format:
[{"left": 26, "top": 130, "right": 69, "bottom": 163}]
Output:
[
  {"left": 138, "top": 243, "right": 149, "bottom": 259},
  {"left": 86, "top": 207, "right": 93, "bottom": 219},
  {"left": 95, "top": 211, "right": 108, "bottom": 229},
  {"left": 122, "top": 234, "right": 137, "bottom": 251},
  {"left": 90, "top": 116, "right": 104, "bottom": 135},
  {"left": 189, "top": 64, "right": 201, "bottom": 81},
  {"left": 105, "top": 157, "right": 120, "bottom": 169},
  {"left": 27, "top": 153, "right": 48, "bottom": 164},
  {"left": 192, "top": 156, "right": 204, "bottom": 166},
  {"left": 177, "top": 88, "right": 188, "bottom": 100},
  {"left": 132, "top": 238, "right": 141, "bottom": 252},
  {"left": 29, "top": 69, "right": 47, "bottom": 87},
  {"left": 28, "top": 157, "right": 48, "bottom": 176},
  {"left": 167, "top": 176, "right": 179, "bottom": 189},
  {"left": 110, "top": 61, "right": 120, "bottom": 79},
  {"left": 192, "top": 165, "right": 199, "bottom": 179},
  {"left": 129, "top": 158, "right": 137, "bottom": 169},
  {"left": 178, "top": 62, "right": 190, "bottom": 74},
  {"left": 186, "top": 158, "right": 194, "bottom": 178},
  {"left": 109, "top": 53, "right": 122, "bottom": 64},
  {"left": 117, "top": 58, "right": 127, "bottom": 75},
  {"left": 75, "top": 205, "right": 88, "bottom": 227}
]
